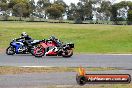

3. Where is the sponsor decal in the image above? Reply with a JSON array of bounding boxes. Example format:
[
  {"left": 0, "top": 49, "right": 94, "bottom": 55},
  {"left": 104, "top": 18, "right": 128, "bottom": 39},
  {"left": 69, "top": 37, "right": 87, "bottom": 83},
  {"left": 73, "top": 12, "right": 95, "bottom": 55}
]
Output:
[{"left": 76, "top": 67, "right": 131, "bottom": 85}]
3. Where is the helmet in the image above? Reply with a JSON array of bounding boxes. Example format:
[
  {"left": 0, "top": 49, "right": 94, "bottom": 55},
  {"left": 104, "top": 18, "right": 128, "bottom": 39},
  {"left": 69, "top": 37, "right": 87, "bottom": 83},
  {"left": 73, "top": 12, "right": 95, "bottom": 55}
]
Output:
[
  {"left": 50, "top": 35, "right": 56, "bottom": 40},
  {"left": 21, "top": 32, "right": 27, "bottom": 37}
]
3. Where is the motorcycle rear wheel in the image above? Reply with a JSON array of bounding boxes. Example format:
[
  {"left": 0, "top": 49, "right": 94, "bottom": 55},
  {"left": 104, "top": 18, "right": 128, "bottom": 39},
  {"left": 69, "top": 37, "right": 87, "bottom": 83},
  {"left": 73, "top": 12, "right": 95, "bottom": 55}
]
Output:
[
  {"left": 33, "top": 46, "right": 45, "bottom": 57},
  {"left": 6, "top": 46, "right": 15, "bottom": 55}
]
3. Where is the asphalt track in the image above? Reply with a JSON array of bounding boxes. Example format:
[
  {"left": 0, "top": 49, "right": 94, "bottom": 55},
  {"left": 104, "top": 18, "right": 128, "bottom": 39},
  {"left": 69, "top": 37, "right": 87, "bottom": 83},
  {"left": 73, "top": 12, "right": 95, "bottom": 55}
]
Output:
[
  {"left": 0, "top": 54, "right": 132, "bottom": 87},
  {"left": 0, "top": 70, "right": 132, "bottom": 88},
  {"left": 0, "top": 54, "right": 132, "bottom": 69}
]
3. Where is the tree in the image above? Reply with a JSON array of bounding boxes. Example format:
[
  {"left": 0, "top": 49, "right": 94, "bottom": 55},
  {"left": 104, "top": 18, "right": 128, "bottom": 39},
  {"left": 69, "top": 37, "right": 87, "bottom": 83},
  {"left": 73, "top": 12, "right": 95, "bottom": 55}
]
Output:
[
  {"left": 46, "top": 4, "right": 64, "bottom": 19},
  {"left": 13, "top": 2, "right": 29, "bottom": 20},
  {"left": 127, "top": 1, "right": 132, "bottom": 24},
  {"left": 100, "top": 1, "right": 112, "bottom": 21},
  {"left": 8, "top": 0, "right": 31, "bottom": 20},
  {"left": 66, "top": 2, "right": 83, "bottom": 23},
  {"left": 110, "top": 1, "right": 131, "bottom": 24},
  {"left": 67, "top": 0, "right": 93, "bottom": 23},
  {"left": 83, "top": 0, "right": 93, "bottom": 20},
  {"left": 78, "top": 0, "right": 93, "bottom": 20},
  {"left": 128, "top": 10, "right": 132, "bottom": 24},
  {"left": 54, "top": 0, "right": 67, "bottom": 8},
  {"left": 117, "top": 1, "right": 129, "bottom": 21},
  {"left": 55, "top": 0, "right": 68, "bottom": 19},
  {"left": 75, "top": 2, "right": 83, "bottom": 22},
  {"left": 0, "top": 0, "right": 8, "bottom": 11},
  {"left": 0, "top": 0, "right": 10, "bottom": 20},
  {"left": 66, "top": 3, "right": 76, "bottom": 20},
  {"left": 28, "top": 0, "right": 36, "bottom": 21},
  {"left": 0, "top": 0, "right": 7, "bottom": 3},
  {"left": 8, "top": 0, "right": 29, "bottom": 8},
  {"left": 111, "top": 4, "right": 118, "bottom": 24},
  {"left": 29, "top": 0, "right": 36, "bottom": 15},
  {"left": 36, "top": 0, "right": 51, "bottom": 18},
  {"left": 0, "top": 2, "right": 8, "bottom": 11}
]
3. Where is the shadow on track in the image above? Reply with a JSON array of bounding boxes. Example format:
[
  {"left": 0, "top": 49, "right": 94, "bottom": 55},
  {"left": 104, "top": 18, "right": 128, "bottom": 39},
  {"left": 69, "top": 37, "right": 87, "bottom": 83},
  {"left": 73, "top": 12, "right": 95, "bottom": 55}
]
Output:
[{"left": 6, "top": 54, "right": 73, "bottom": 59}]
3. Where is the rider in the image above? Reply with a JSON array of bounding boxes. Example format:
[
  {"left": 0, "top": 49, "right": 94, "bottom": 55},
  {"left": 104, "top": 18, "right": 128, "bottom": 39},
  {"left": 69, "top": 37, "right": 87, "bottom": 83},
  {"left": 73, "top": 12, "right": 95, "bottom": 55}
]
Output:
[
  {"left": 16, "top": 32, "right": 33, "bottom": 46},
  {"left": 49, "top": 35, "right": 62, "bottom": 47},
  {"left": 45, "top": 35, "right": 62, "bottom": 54}
]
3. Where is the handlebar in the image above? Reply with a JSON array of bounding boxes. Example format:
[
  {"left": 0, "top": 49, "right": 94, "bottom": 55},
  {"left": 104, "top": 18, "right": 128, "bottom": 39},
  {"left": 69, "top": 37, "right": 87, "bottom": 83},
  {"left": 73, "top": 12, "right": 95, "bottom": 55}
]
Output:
[{"left": 12, "top": 38, "right": 25, "bottom": 43}]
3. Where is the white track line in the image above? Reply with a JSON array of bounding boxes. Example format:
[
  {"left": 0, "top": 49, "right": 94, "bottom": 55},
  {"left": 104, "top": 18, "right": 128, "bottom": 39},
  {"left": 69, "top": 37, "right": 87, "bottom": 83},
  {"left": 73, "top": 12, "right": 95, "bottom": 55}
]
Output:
[
  {"left": 20, "top": 66, "right": 54, "bottom": 68},
  {"left": 99, "top": 54, "right": 132, "bottom": 55},
  {"left": 78, "top": 54, "right": 132, "bottom": 55}
]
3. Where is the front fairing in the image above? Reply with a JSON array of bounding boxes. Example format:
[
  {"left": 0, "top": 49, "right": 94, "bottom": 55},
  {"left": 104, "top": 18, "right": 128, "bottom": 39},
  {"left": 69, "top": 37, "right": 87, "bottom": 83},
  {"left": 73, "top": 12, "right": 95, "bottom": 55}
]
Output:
[
  {"left": 10, "top": 40, "right": 24, "bottom": 54},
  {"left": 10, "top": 41, "right": 16, "bottom": 46},
  {"left": 62, "top": 43, "right": 74, "bottom": 49},
  {"left": 10, "top": 40, "right": 23, "bottom": 46},
  {"left": 46, "top": 41, "right": 56, "bottom": 47}
]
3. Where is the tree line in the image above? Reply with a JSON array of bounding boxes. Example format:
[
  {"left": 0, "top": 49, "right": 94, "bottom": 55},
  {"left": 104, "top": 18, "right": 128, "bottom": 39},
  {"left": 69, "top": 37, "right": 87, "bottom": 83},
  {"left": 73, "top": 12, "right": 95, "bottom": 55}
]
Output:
[{"left": 0, "top": 0, "right": 132, "bottom": 24}]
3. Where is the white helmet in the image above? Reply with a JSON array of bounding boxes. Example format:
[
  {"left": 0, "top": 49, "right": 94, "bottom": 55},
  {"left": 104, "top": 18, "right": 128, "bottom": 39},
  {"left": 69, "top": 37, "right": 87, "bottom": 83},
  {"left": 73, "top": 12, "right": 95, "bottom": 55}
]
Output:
[{"left": 21, "top": 32, "right": 27, "bottom": 37}]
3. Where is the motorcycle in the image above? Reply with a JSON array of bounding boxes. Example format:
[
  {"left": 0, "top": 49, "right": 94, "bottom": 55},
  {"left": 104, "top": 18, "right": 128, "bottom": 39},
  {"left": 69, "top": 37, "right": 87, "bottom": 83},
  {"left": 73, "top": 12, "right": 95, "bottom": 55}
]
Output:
[
  {"left": 6, "top": 38, "right": 42, "bottom": 57},
  {"left": 33, "top": 38, "right": 74, "bottom": 58}
]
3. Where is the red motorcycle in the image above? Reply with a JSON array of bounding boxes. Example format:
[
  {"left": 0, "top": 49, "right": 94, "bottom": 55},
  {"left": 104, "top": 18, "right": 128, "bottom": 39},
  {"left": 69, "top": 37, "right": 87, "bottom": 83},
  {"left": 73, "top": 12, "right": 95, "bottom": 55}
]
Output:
[{"left": 33, "top": 36, "right": 74, "bottom": 57}]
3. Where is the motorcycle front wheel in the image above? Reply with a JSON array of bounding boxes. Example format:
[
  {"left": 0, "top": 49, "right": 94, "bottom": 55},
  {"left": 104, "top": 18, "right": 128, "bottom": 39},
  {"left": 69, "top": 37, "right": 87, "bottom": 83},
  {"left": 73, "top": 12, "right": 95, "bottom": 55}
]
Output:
[
  {"left": 62, "top": 49, "right": 73, "bottom": 58},
  {"left": 6, "top": 46, "right": 15, "bottom": 55}
]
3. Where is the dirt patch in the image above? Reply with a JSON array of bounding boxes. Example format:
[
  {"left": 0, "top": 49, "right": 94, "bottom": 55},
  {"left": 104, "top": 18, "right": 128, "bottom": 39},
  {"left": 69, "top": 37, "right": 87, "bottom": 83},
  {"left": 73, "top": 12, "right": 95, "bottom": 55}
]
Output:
[
  {"left": 0, "top": 48, "right": 5, "bottom": 53},
  {"left": 0, "top": 66, "right": 118, "bottom": 75},
  {"left": 0, "top": 33, "right": 2, "bottom": 36}
]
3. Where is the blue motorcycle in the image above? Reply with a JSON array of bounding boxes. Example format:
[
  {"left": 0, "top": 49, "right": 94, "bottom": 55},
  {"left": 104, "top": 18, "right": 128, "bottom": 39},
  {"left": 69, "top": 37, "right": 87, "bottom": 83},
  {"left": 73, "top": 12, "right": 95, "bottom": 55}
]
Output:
[{"left": 6, "top": 38, "right": 41, "bottom": 56}]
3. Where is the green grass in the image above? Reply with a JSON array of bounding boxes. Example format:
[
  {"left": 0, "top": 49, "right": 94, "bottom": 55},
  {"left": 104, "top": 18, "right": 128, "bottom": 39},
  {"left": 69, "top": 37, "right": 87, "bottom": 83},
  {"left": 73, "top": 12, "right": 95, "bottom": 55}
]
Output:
[{"left": 0, "top": 21, "right": 132, "bottom": 53}]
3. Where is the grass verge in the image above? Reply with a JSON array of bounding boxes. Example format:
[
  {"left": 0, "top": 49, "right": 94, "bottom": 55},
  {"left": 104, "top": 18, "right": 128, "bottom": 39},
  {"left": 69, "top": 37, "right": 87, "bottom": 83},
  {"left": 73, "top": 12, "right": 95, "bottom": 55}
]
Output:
[
  {"left": 0, "top": 66, "right": 130, "bottom": 88},
  {"left": 0, "top": 22, "right": 132, "bottom": 53},
  {"left": 0, "top": 66, "right": 118, "bottom": 75},
  {"left": 46, "top": 84, "right": 132, "bottom": 88}
]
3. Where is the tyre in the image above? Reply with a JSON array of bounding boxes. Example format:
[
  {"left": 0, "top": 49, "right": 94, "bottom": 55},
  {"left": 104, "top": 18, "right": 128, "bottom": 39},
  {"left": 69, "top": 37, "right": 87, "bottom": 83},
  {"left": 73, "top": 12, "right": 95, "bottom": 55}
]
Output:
[
  {"left": 76, "top": 75, "right": 87, "bottom": 86},
  {"left": 33, "top": 46, "right": 45, "bottom": 57},
  {"left": 6, "top": 46, "right": 15, "bottom": 55},
  {"left": 62, "top": 49, "right": 73, "bottom": 58},
  {"left": 30, "top": 48, "right": 35, "bottom": 56},
  {"left": 30, "top": 46, "right": 36, "bottom": 56}
]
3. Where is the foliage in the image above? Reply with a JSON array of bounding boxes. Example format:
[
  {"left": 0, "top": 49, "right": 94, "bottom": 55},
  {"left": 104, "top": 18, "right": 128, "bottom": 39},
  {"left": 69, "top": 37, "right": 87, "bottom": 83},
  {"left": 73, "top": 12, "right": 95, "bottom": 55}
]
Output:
[
  {"left": 0, "top": 0, "right": 9, "bottom": 20},
  {"left": 0, "top": 2, "right": 8, "bottom": 11},
  {"left": 110, "top": 4, "right": 118, "bottom": 24},
  {"left": 46, "top": 4, "right": 64, "bottom": 19},
  {"left": 28, "top": 0, "right": 36, "bottom": 15},
  {"left": 0, "top": 0, "right": 132, "bottom": 25},
  {"left": 13, "top": 2, "right": 29, "bottom": 20},
  {"left": 127, "top": 10, "right": 132, "bottom": 24},
  {"left": 36, "top": 0, "right": 51, "bottom": 18},
  {"left": 67, "top": 0, "right": 93, "bottom": 23},
  {"left": 66, "top": 3, "right": 77, "bottom": 20},
  {"left": 100, "top": 1, "right": 112, "bottom": 20}
]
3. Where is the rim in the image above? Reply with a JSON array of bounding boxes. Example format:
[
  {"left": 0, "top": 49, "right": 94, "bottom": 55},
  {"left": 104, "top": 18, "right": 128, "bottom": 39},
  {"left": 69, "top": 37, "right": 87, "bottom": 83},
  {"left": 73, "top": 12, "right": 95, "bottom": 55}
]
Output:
[
  {"left": 62, "top": 49, "right": 73, "bottom": 56},
  {"left": 7, "top": 46, "right": 15, "bottom": 54},
  {"left": 34, "top": 47, "right": 45, "bottom": 56}
]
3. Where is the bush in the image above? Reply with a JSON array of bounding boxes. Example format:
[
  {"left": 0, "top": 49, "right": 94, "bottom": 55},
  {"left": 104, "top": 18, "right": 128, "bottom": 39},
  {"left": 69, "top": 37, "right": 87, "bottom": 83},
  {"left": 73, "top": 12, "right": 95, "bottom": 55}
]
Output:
[
  {"left": 127, "top": 10, "right": 132, "bottom": 25},
  {"left": 74, "top": 18, "right": 82, "bottom": 24},
  {"left": 2, "top": 14, "right": 9, "bottom": 21},
  {"left": 29, "top": 16, "right": 34, "bottom": 21}
]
